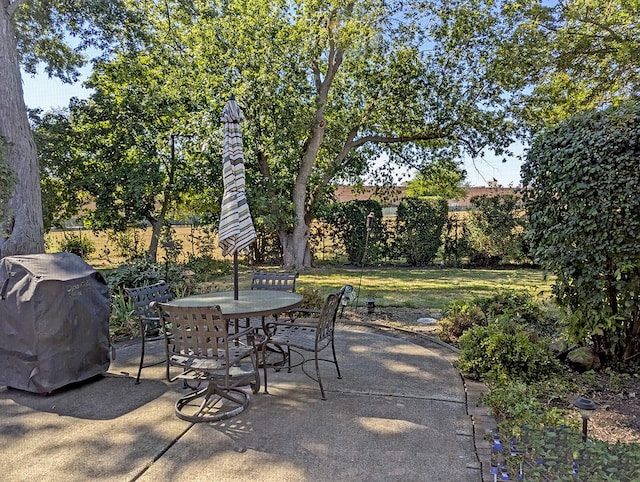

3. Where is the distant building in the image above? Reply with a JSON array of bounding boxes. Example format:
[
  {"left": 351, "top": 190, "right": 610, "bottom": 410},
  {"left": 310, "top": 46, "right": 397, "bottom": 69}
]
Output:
[{"left": 333, "top": 185, "right": 519, "bottom": 214}]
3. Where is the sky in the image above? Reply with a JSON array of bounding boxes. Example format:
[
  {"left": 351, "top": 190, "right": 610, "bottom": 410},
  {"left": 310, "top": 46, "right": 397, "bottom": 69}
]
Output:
[{"left": 21, "top": 70, "right": 524, "bottom": 187}]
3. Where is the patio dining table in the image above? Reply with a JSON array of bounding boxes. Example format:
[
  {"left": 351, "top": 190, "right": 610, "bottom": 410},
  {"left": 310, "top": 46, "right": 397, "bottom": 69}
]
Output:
[{"left": 167, "top": 290, "right": 303, "bottom": 320}]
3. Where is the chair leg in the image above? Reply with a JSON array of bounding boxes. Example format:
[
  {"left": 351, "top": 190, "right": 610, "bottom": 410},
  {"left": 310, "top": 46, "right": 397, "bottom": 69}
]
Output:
[
  {"left": 262, "top": 342, "right": 269, "bottom": 394},
  {"left": 136, "top": 328, "right": 146, "bottom": 384},
  {"left": 315, "top": 351, "right": 326, "bottom": 400},
  {"left": 331, "top": 338, "right": 342, "bottom": 380}
]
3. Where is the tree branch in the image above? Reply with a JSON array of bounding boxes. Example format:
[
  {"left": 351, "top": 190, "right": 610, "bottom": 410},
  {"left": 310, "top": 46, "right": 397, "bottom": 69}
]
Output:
[{"left": 8, "top": 0, "right": 27, "bottom": 17}]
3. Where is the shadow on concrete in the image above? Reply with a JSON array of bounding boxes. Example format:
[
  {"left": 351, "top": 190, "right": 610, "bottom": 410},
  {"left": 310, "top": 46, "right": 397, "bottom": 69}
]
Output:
[{"left": 0, "top": 373, "right": 168, "bottom": 420}]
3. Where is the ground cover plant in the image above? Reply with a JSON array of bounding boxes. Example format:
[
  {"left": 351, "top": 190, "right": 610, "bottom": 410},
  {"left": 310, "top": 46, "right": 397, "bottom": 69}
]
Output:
[{"left": 438, "top": 289, "right": 640, "bottom": 480}]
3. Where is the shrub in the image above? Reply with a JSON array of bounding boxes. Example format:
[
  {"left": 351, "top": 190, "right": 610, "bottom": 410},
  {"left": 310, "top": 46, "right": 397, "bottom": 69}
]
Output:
[
  {"left": 438, "top": 300, "right": 487, "bottom": 344},
  {"left": 466, "top": 193, "right": 527, "bottom": 266},
  {"left": 184, "top": 254, "right": 232, "bottom": 278},
  {"left": 105, "top": 229, "right": 146, "bottom": 262},
  {"left": 481, "top": 380, "right": 569, "bottom": 429},
  {"left": 321, "top": 199, "right": 385, "bottom": 265},
  {"left": 442, "top": 213, "right": 470, "bottom": 266},
  {"left": 458, "top": 317, "right": 560, "bottom": 383},
  {"left": 296, "top": 286, "right": 325, "bottom": 309},
  {"left": 57, "top": 231, "right": 95, "bottom": 259},
  {"left": 439, "top": 290, "right": 559, "bottom": 345},
  {"left": 475, "top": 289, "right": 560, "bottom": 338},
  {"left": 395, "top": 197, "right": 448, "bottom": 266},
  {"left": 522, "top": 101, "right": 640, "bottom": 363},
  {"left": 109, "top": 288, "right": 138, "bottom": 339},
  {"left": 103, "top": 259, "right": 165, "bottom": 292}
]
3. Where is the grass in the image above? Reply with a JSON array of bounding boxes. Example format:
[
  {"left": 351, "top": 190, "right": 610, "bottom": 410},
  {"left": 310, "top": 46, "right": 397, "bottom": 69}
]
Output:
[{"left": 238, "top": 266, "right": 555, "bottom": 311}]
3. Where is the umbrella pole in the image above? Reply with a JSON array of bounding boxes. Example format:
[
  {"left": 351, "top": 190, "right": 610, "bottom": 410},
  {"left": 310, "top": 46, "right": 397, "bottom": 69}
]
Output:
[{"left": 233, "top": 251, "right": 239, "bottom": 300}]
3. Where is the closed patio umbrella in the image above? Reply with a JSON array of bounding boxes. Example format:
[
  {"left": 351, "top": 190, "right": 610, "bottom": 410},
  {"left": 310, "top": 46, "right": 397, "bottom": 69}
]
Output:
[{"left": 218, "top": 96, "right": 256, "bottom": 299}]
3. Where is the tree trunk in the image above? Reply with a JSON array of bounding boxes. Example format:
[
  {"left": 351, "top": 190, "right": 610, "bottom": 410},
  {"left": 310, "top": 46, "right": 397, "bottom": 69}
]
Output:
[
  {"left": 0, "top": 7, "right": 45, "bottom": 258},
  {"left": 281, "top": 222, "right": 312, "bottom": 270}
]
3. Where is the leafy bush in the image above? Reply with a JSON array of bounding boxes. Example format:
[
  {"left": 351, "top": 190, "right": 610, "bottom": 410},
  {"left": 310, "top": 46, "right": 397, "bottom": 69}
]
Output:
[
  {"left": 184, "top": 254, "right": 232, "bottom": 278},
  {"left": 466, "top": 193, "right": 527, "bottom": 266},
  {"left": 474, "top": 289, "right": 559, "bottom": 337},
  {"left": 481, "top": 380, "right": 569, "bottom": 430},
  {"left": 395, "top": 197, "right": 448, "bottom": 266},
  {"left": 57, "top": 231, "right": 96, "bottom": 259},
  {"left": 103, "top": 260, "right": 165, "bottom": 292},
  {"left": 439, "top": 289, "right": 558, "bottom": 345},
  {"left": 458, "top": 317, "right": 560, "bottom": 383},
  {"left": 109, "top": 288, "right": 138, "bottom": 339},
  {"left": 514, "top": 424, "right": 640, "bottom": 481},
  {"left": 296, "top": 286, "right": 325, "bottom": 309},
  {"left": 442, "top": 213, "right": 470, "bottom": 266},
  {"left": 321, "top": 200, "right": 385, "bottom": 265},
  {"left": 475, "top": 289, "right": 540, "bottom": 320},
  {"left": 438, "top": 300, "right": 487, "bottom": 344},
  {"left": 105, "top": 229, "right": 147, "bottom": 262},
  {"left": 522, "top": 101, "right": 640, "bottom": 363}
]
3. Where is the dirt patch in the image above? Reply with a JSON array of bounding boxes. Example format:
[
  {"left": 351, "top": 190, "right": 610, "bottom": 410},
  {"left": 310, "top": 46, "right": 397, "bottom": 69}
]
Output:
[
  {"left": 343, "top": 306, "right": 441, "bottom": 336},
  {"left": 579, "top": 375, "right": 640, "bottom": 444}
]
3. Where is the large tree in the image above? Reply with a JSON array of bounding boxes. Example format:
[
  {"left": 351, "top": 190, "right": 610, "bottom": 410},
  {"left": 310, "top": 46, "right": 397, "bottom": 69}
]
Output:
[
  {"left": 499, "top": 0, "right": 640, "bottom": 132},
  {"left": 181, "top": 0, "right": 518, "bottom": 268},
  {"left": 33, "top": 48, "right": 218, "bottom": 262},
  {"left": 0, "top": 0, "right": 135, "bottom": 258},
  {"left": 32, "top": 0, "right": 520, "bottom": 268}
]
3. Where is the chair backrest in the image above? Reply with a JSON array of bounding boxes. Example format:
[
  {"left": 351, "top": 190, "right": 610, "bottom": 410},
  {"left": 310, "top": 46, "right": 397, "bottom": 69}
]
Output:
[
  {"left": 155, "top": 303, "right": 228, "bottom": 359},
  {"left": 124, "top": 281, "right": 174, "bottom": 318},
  {"left": 316, "top": 286, "right": 347, "bottom": 344},
  {"left": 251, "top": 271, "right": 298, "bottom": 292}
]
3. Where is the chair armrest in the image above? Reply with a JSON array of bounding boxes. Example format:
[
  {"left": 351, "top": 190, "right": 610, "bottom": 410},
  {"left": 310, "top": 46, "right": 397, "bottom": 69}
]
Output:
[
  {"left": 228, "top": 326, "right": 258, "bottom": 341},
  {"left": 265, "top": 320, "right": 319, "bottom": 331}
]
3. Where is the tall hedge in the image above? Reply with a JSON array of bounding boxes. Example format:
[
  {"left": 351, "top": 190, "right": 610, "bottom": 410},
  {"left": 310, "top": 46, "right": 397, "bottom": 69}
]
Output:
[
  {"left": 466, "top": 193, "right": 527, "bottom": 266},
  {"left": 323, "top": 200, "right": 384, "bottom": 265},
  {"left": 395, "top": 197, "right": 447, "bottom": 266},
  {"left": 522, "top": 102, "right": 640, "bottom": 363}
]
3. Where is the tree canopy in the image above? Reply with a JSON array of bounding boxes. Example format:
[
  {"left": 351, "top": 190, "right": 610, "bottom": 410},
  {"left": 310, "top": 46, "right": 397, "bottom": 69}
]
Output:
[
  {"left": 36, "top": 0, "right": 518, "bottom": 268},
  {"left": 405, "top": 159, "right": 467, "bottom": 200},
  {"left": 499, "top": 0, "right": 640, "bottom": 132}
]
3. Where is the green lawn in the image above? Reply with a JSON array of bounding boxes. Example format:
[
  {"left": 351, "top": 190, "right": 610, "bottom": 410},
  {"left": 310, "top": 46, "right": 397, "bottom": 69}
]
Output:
[{"left": 232, "top": 266, "right": 555, "bottom": 312}]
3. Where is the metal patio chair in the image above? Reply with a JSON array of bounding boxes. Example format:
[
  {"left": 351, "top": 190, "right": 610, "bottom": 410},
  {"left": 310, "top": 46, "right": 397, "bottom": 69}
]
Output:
[
  {"left": 250, "top": 270, "right": 298, "bottom": 292},
  {"left": 248, "top": 271, "right": 299, "bottom": 383},
  {"left": 153, "top": 302, "right": 261, "bottom": 423},
  {"left": 266, "top": 286, "right": 346, "bottom": 400},
  {"left": 124, "top": 281, "right": 174, "bottom": 384}
]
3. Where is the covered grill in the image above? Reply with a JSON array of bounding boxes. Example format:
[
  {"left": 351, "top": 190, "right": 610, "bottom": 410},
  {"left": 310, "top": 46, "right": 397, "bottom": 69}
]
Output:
[{"left": 0, "top": 252, "right": 111, "bottom": 393}]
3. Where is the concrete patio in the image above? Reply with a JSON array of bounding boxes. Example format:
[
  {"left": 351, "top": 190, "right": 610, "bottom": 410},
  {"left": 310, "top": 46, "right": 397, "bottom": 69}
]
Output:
[{"left": 1, "top": 322, "right": 490, "bottom": 481}]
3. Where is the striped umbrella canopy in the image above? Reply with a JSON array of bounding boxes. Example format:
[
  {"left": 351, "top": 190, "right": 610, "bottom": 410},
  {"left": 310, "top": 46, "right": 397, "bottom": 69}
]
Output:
[{"left": 218, "top": 97, "right": 256, "bottom": 289}]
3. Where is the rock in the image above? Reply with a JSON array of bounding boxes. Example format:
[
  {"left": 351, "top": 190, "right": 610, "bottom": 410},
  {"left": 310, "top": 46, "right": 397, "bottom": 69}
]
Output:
[
  {"left": 416, "top": 317, "right": 438, "bottom": 324},
  {"left": 566, "top": 346, "right": 600, "bottom": 372},
  {"left": 550, "top": 339, "right": 569, "bottom": 358}
]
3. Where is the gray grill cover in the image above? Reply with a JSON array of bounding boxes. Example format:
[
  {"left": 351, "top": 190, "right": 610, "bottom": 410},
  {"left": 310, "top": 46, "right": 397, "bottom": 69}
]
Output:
[{"left": 0, "top": 253, "right": 111, "bottom": 393}]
